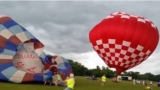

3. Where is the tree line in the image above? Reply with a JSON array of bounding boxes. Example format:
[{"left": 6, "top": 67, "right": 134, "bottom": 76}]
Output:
[{"left": 68, "top": 60, "right": 160, "bottom": 82}]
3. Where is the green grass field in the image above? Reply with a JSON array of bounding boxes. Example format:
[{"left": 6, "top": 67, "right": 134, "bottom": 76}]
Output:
[{"left": 0, "top": 76, "right": 159, "bottom": 90}]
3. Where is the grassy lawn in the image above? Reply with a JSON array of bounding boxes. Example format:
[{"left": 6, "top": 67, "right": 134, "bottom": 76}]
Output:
[{"left": 0, "top": 76, "right": 159, "bottom": 90}]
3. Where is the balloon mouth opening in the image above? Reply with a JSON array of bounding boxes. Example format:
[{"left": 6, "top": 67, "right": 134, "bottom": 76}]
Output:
[
  {"left": 108, "top": 65, "right": 122, "bottom": 75},
  {"left": 115, "top": 68, "right": 126, "bottom": 75},
  {"left": 12, "top": 41, "right": 44, "bottom": 74}
]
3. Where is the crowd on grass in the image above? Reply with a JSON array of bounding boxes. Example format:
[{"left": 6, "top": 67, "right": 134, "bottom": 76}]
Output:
[
  {"left": 43, "top": 68, "right": 159, "bottom": 90},
  {"left": 43, "top": 68, "right": 75, "bottom": 90}
]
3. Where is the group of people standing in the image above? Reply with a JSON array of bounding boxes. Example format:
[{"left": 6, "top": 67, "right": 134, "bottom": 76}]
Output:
[
  {"left": 100, "top": 74, "right": 119, "bottom": 86},
  {"left": 43, "top": 69, "right": 75, "bottom": 90},
  {"left": 132, "top": 79, "right": 156, "bottom": 90},
  {"left": 43, "top": 69, "right": 61, "bottom": 86}
]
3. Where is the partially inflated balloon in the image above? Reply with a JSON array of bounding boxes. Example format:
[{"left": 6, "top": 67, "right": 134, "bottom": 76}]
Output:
[
  {"left": 0, "top": 15, "right": 73, "bottom": 83},
  {"left": 89, "top": 12, "right": 159, "bottom": 75},
  {"left": 0, "top": 15, "right": 45, "bottom": 83}
]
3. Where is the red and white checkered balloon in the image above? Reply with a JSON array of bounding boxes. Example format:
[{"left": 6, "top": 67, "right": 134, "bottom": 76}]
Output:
[{"left": 89, "top": 12, "right": 159, "bottom": 75}]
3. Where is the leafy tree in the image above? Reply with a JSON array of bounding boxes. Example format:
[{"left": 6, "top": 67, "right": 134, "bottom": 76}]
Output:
[{"left": 67, "top": 59, "right": 160, "bottom": 81}]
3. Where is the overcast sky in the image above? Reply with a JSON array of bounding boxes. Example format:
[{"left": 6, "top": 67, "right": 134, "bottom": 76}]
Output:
[{"left": 0, "top": 1, "right": 160, "bottom": 75}]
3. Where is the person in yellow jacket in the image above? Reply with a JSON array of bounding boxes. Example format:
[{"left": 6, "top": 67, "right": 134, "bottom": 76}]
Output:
[
  {"left": 101, "top": 74, "right": 106, "bottom": 86},
  {"left": 62, "top": 73, "right": 75, "bottom": 90}
]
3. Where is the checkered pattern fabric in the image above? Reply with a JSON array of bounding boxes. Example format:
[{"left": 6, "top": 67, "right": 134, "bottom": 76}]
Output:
[
  {"left": 0, "top": 16, "right": 46, "bottom": 83},
  {"left": 92, "top": 39, "right": 151, "bottom": 69},
  {"left": 105, "top": 11, "right": 157, "bottom": 29}
]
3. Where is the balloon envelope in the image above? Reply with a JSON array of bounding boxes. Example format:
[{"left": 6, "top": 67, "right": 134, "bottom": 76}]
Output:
[
  {"left": 0, "top": 15, "right": 73, "bottom": 83},
  {"left": 89, "top": 12, "right": 159, "bottom": 75}
]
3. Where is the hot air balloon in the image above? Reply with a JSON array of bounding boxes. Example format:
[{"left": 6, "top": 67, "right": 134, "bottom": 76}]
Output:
[
  {"left": 0, "top": 15, "right": 73, "bottom": 83},
  {"left": 89, "top": 12, "right": 159, "bottom": 75}
]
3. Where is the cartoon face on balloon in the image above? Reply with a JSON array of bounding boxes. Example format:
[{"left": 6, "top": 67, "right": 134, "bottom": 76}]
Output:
[{"left": 89, "top": 12, "right": 159, "bottom": 75}]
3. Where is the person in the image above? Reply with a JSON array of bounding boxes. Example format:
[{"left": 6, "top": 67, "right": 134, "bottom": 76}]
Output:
[
  {"left": 142, "top": 80, "right": 145, "bottom": 85},
  {"left": 133, "top": 79, "right": 136, "bottom": 86},
  {"left": 44, "top": 69, "right": 53, "bottom": 85},
  {"left": 62, "top": 73, "right": 75, "bottom": 90},
  {"left": 145, "top": 80, "right": 147, "bottom": 86},
  {"left": 153, "top": 82, "right": 156, "bottom": 86},
  {"left": 92, "top": 75, "right": 95, "bottom": 80},
  {"left": 112, "top": 74, "right": 118, "bottom": 83},
  {"left": 54, "top": 72, "right": 62, "bottom": 86},
  {"left": 145, "top": 84, "right": 153, "bottom": 90},
  {"left": 150, "top": 81, "right": 152, "bottom": 85},
  {"left": 101, "top": 74, "right": 106, "bottom": 86}
]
